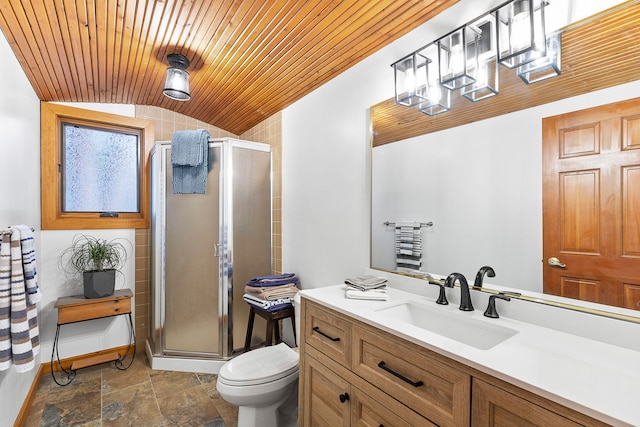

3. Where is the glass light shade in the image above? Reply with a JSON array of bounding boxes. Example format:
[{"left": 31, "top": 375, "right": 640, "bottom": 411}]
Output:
[
  {"left": 496, "top": 0, "right": 546, "bottom": 69},
  {"left": 418, "top": 82, "right": 451, "bottom": 116},
  {"left": 517, "top": 33, "right": 561, "bottom": 84},
  {"left": 393, "top": 53, "right": 429, "bottom": 106},
  {"left": 461, "top": 59, "right": 499, "bottom": 101},
  {"left": 438, "top": 26, "right": 479, "bottom": 90},
  {"left": 163, "top": 68, "right": 191, "bottom": 101}
]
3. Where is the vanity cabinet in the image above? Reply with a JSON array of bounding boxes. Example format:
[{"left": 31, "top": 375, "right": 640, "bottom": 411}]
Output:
[
  {"left": 300, "top": 297, "right": 612, "bottom": 427},
  {"left": 301, "top": 299, "right": 465, "bottom": 426}
]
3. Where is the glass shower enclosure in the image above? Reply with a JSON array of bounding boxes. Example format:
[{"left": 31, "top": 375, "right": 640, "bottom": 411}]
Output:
[{"left": 147, "top": 138, "right": 271, "bottom": 372}]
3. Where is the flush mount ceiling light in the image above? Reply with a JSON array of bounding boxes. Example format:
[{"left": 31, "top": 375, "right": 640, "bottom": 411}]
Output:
[
  {"left": 163, "top": 53, "right": 191, "bottom": 101},
  {"left": 392, "top": 0, "right": 560, "bottom": 115}
]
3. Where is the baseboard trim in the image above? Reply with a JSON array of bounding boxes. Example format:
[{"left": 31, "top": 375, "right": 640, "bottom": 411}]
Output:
[{"left": 14, "top": 345, "right": 134, "bottom": 427}]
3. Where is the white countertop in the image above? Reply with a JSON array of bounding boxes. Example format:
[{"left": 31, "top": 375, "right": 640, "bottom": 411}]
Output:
[{"left": 300, "top": 284, "right": 640, "bottom": 427}]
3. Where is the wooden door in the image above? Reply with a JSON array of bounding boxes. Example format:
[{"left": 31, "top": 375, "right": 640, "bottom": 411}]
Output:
[{"left": 542, "top": 98, "right": 640, "bottom": 310}]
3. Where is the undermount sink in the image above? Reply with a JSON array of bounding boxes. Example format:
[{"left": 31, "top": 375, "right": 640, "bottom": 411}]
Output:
[{"left": 375, "top": 301, "right": 518, "bottom": 350}]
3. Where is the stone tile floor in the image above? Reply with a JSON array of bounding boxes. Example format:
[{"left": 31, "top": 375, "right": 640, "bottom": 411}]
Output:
[{"left": 25, "top": 354, "right": 238, "bottom": 427}]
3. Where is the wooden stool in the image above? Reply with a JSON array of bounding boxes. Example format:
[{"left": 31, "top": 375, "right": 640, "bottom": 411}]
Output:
[{"left": 244, "top": 304, "right": 296, "bottom": 352}]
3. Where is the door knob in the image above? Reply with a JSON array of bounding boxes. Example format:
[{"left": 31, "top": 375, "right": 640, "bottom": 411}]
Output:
[{"left": 547, "top": 257, "right": 566, "bottom": 268}]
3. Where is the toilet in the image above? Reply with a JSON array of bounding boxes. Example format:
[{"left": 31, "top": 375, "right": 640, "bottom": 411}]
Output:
[{"left": 216, "top": 295, "right": 301, "bottom": 427}]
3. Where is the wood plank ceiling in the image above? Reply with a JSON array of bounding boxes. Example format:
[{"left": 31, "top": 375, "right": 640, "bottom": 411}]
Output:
[{"left": 0, "top": 0, "right": 459, "bottom": 135}]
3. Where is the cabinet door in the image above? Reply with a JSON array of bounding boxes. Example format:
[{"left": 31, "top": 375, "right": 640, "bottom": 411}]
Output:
[
  {"left": 472, "top": 379, "right": 582, "bottom": 426},
  {"left": 303, "top": 355, "right": 350, "bottom": 427}
]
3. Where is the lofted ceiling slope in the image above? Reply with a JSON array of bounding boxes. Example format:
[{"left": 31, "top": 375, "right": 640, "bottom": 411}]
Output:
[{"left": 0, "top": 0, "right": 459, "bottom": 135}]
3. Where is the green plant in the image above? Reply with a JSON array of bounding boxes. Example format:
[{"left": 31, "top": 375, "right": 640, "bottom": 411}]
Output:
[{"left": 62, "top": 234, "right": 130, "bottom": 274}]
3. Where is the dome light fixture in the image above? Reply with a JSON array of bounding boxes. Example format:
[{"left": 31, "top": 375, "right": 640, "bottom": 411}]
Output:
[{"left": 163, "top": 53, "right": 191, "bottom": 101}]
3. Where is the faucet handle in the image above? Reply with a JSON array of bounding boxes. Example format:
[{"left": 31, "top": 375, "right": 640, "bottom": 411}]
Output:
[
  {"left": 483, "top": 294, "right": 511, "bottom": 319},
  {"left": 428, "top": 281, "right": 449, "bottom": 305}
]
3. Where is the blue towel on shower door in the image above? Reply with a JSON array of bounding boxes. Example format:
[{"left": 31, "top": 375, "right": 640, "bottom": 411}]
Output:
[{"left": 171, "top": 129, "right": 210, "bottom": 194}]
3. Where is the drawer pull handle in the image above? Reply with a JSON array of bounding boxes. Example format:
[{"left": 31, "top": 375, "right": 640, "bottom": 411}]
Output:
[
  {"left": 313, "top": 326, "right": 340, "bottom": 342},
  {"left": 339, "top": 392, "right": 350, "bottom": 403},
  {"left": 378, "top": 361, "right": 424, "bottom": 387}
]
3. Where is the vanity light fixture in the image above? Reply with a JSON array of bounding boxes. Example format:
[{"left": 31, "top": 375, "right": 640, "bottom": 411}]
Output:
[
  {"left": 163, "top": 53, "right": 191, "bottom": 101},
  {"left": 517, "top": 32, "right": 561, "bottom": 84},
  {"left": 461, "top": 13, "right": 499, "bottom": 102},
  {"left": 418, "top": 43, "right": 451, "bottom": 116},
  {"left": 393, "top": 52, "right": 429, "bottom": 106},
  {"left": 392, "top": 0, "right": 559, "bottom": 113},
  {"left": 496, "top": 0, "right": 547, "bottom": 68},
  {"left": 438, "top": 25, "right": 480, "bottom": 90}
]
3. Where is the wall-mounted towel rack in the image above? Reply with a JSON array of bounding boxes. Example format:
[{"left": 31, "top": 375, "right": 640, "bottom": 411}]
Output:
[{"left": 383, "top": 221, "right": 433, "bottom": 228}]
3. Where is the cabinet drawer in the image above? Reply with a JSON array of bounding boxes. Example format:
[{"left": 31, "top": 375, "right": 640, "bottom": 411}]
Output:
[
  {"left": 304, "top": 301, "right": 351, "bottom": 368},
  {"left": 57, "top": 297, "right": 131, "bottom": 324},
  {"left": 472, "top": 378, "right": 582, "bottom": 426},
  {"left": 352, "top": 325, "right": 470, "bottom": 427},
  {"left": 351, "top": 385, "right": 436, "bottom": 427}
]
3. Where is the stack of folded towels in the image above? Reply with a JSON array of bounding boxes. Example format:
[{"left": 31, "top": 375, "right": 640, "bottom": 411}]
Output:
[
  {"left": 344, "top": 275, "right": 389, "bottom": 301},
  {"left": 243, "top": 273, "right": 300, "bottom": 312}
]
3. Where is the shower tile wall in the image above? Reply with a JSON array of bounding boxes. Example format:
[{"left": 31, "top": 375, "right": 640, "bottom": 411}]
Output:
[{"left": 133, "top": 106, "right": 283, "bottom": 351}]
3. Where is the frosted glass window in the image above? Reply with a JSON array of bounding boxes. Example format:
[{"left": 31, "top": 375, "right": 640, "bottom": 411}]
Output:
[{"left": 62, "top": 123, "right": 140, "bottom": 213}]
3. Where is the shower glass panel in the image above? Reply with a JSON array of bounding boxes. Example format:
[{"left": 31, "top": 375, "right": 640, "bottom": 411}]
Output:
[
  {"left": 164, "top": 146, "right": 221, "bottom": 356},
  {"left": 229, "top": 146, "right": 272, "bottom": 350}
]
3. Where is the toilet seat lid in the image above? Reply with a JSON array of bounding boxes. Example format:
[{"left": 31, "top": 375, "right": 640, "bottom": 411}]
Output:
[{"left": 219, "top": 343, "right": 299, "bottom": 386}]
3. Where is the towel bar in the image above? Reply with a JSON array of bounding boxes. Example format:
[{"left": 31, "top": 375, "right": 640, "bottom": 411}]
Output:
[{"left": 383, "top": 221, "right": 433, "bottom": 227}]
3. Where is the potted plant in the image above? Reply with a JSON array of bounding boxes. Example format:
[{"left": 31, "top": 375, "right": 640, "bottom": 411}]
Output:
[{"left": 61, "top": 234, "right": 130, "bottom": 299}]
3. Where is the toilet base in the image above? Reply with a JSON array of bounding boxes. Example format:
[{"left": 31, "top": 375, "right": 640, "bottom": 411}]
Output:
[{"left": 236, "top": 378, "right": 299, "bottom": 427}]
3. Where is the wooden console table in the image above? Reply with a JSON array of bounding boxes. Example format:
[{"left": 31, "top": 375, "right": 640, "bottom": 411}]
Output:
[{"left": 51, "top": 289, "right": 135, "bottom": 385}]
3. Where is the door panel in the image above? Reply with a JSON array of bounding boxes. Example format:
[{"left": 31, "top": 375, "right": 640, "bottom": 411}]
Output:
[
  {"left": 164, "top": 146, "right": 221, "bottom": 355},
  {"left": 622, "top": 165, "right": 640, "bottom": 256},
  {"left": 543, "top": 98, "right": 640, "bottom": 310},
  {"left": 559, "top": 170, "right": 599, "bottom": 254}
]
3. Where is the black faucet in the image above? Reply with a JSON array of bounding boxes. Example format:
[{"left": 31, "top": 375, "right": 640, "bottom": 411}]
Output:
[
  {"left": 473, "top": 266, "right": 495, "bottom": 288},
  {"left": 428, "top": 280, "right": 450, "bottom": 305},
  {"left": 483, "top": 294, "right": 511, "bottom": 318},
  {"left": 445, "top": 272, "right": 474, "bottom": 311}
]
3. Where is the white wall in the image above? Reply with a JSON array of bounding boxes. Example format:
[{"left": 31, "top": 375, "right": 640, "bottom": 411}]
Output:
[
  {"left": 0, "top": 29, "right": 41, "bottom": 427},
  {"left": 281, "top": 0, "right": 511, "bottom": 288},
  {"left": 0, "top": 31, "right": 136, "bottom": 426},
  {"left": 281, "top": 0, "right": 633, "bottom": 290}
]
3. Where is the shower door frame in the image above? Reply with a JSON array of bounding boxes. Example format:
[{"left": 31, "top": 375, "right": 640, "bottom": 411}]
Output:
[{"left": 149, "top": 138, "right": 272, "bottom": 360}]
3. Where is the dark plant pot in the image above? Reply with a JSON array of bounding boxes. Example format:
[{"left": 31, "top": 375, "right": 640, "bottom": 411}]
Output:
[{"left": 83, "top": 269, "right": 116, "bottom": 299}]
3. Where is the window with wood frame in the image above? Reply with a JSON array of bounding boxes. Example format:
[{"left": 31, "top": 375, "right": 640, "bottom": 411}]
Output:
[{"left": 41, "top": 102, "right": 154, "bottom": 229}]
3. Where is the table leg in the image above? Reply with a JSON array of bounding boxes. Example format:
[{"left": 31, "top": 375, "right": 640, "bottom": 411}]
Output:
[
  {"left": 244, "top": 307, "right": 256, "bottom": 351},
  {"left": 116, "top": 313, "right": 136, "bottom": 370},
  {"left": 50, "top": 324, "right": 76, "bottom": 386},
  {"left": 274, "top": 319, "right": 281, "bottom": 344},
  {"left": 266, "top": 318, "right": 274, "bottom": 346}
]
